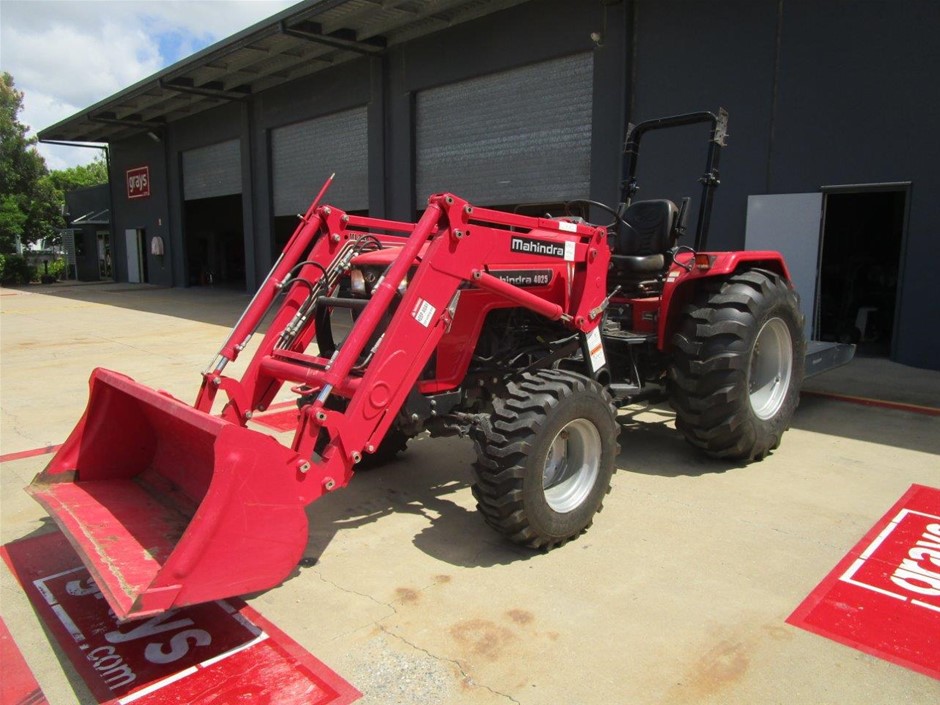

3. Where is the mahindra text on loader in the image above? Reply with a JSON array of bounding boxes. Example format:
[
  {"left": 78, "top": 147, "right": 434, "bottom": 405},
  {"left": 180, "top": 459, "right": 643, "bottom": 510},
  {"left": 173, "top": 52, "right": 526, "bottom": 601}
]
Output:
[{"left": 28, "top": 109, "right": 853, "bottom": 620}]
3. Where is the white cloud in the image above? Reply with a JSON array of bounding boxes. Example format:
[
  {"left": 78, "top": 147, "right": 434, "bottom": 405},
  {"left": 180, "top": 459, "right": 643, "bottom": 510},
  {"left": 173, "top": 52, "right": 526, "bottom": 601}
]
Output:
[{"left": 0, "top": 0, "right": 298, "bottom": 170}]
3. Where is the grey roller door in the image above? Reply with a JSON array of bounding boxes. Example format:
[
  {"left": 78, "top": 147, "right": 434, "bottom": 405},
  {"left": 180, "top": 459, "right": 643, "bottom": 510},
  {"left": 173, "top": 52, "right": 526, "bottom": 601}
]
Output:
[
  {"left": 182, "top": 139, "right": 241, "bottom": 201},
  {"left": 416, "top": 53, "right": 594, "bottom": 207},
  {"left": 272, "top": 107, "right": 369, "bottom": 216}
]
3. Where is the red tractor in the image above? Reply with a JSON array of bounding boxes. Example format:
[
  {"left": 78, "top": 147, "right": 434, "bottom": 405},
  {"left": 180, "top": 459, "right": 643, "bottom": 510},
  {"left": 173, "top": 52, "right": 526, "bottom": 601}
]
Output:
[{"left": 29, "top": 109, "right": 842, "bottom": 621}]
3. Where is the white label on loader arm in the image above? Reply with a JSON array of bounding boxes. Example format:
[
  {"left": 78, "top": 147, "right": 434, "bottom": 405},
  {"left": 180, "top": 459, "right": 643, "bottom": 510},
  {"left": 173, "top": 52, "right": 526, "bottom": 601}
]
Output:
[
  {"left": 586, "top": 327, "right": 606, "bottom": 372},
  {"left": 558, "top": 220, "right": 578, "bottom": 233},
  {"left": 412, "top": 298, "right": 436, "bottom": 327},
  {"left": 564, "top": 241, "right": 576, "bottom": 262}
]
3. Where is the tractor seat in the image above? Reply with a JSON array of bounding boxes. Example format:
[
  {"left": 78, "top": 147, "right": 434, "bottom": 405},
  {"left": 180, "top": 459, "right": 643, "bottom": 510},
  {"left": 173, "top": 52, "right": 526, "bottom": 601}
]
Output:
[{"left": 609, "top": 199, "right": 679, "bottom": 272}]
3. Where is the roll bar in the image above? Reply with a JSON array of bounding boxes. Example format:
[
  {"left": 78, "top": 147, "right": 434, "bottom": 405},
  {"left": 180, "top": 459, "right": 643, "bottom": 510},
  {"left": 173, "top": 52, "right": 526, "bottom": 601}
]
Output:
[{"left": 621, "top": 108, "right": 729, "bottom": 250}]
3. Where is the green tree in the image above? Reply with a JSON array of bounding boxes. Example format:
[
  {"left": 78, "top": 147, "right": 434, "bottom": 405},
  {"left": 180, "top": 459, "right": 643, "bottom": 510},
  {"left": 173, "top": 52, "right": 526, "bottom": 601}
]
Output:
[
  {"left": 48, "top": 154, "right": 108, "bottom": 193},
  {"left": 43, "top": 154, "right": 109, "bottom": 246},
  {"left": 0, "top": 72, "right": 55, "bottom": 253}
]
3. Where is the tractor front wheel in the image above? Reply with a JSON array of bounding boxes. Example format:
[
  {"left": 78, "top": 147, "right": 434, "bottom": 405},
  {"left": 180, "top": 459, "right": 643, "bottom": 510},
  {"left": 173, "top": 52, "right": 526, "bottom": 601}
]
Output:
[
  {"left": 472, "top": 369, "right": 619, "bottom": 550},
  {"left": 669, "top": 268, "right": 805, "bottom": 462}
]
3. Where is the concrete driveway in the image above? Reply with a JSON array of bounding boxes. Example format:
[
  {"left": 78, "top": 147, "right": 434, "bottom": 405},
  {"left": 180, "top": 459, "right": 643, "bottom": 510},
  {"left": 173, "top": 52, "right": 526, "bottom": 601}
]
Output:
[{"left": 2, "top": 283, "right": 938, "bottom": 704}]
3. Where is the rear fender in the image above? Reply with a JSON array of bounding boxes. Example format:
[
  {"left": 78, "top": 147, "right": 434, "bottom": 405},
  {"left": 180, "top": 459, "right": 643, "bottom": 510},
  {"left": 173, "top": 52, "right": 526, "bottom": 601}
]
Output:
[{"left": 657, "top": 250, "right": 791, "bottom": 352}]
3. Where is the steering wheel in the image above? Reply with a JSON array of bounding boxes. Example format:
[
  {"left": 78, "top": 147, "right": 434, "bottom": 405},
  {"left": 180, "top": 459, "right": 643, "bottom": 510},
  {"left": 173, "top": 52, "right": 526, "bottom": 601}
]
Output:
[
  {"left": 564, "top": 199, "right": 638, "bottom": 253},
  {"left": 564, "top": 199, "right": 622, "bottom": 228}
]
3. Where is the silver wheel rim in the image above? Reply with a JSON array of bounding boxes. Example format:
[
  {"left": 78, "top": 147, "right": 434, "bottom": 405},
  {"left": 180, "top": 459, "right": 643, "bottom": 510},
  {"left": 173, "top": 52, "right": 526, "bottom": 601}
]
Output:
[
  {"left": 542, "top": 419, "right": 601, "bottom": 513},
  {"left": 749, "top": 317, "right": 793, "bottom": 420}
]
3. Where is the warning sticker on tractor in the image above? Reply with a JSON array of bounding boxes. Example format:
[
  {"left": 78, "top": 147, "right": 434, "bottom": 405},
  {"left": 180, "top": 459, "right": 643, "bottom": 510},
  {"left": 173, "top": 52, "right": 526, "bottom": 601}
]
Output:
[
  {"left": 787, "top": 483, "right": 940, "bottom": 680},
  {"left": 564, "top": 241, "right": 576, "bottom": 262},
  {"left": 585, "top": 327, "right": 606, "bottom": 372},
  {"left": 1, "top": 532, "right": 360, "bottom": 705},
  {"left": 412, "top": 298, "right": 436, "bottom": 327}
]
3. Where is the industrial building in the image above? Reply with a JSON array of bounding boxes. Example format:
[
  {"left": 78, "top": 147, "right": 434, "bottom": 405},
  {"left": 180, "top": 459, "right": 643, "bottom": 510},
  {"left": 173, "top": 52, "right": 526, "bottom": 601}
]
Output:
[{"left": 38, "top": 0, "right": 940, "bottom": 370}]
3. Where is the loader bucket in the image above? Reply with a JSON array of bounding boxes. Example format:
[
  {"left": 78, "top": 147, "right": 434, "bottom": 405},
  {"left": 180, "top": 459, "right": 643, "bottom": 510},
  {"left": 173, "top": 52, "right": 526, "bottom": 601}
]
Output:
[{"left": 28, "top": 368, "right": 309, "bottom": 621}]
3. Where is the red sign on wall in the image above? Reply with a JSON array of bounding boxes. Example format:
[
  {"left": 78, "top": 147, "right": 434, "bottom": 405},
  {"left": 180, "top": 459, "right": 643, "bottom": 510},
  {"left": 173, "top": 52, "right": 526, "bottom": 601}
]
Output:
[{"left": 127, "top": 166, "right": 151, "bottom": 199}]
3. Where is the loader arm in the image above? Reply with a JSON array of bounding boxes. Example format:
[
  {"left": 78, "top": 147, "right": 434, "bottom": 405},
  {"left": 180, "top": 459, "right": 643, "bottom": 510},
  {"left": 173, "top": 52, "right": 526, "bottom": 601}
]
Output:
[{"left": 204, "top": 193, "right": 610, "bottom": 498}]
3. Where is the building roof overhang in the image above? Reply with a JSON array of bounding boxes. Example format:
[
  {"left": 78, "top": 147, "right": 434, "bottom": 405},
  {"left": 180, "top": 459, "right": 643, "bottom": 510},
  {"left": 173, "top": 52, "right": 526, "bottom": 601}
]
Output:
[
  {"left": 38, "top": 0, "right": 528, "bottom": 144},
  {"left": 70, "top": 209, "right": 111, "bottom": 226}
]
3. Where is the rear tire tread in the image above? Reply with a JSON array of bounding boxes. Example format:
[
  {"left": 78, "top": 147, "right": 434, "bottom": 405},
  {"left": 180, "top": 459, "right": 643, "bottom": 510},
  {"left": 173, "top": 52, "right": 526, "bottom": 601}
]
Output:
[{"left": 668, "top": 269, "right": 805, "bottom": 462}]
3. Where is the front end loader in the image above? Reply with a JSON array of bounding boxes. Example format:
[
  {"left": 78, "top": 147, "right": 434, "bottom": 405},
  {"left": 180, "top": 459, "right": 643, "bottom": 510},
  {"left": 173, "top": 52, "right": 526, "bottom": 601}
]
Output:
[
  {"left": 29, "top": 188, "right": 619, "bottom": 620},
  {"left": 28, "top": 108, "right": 849, "bottom": 621}
]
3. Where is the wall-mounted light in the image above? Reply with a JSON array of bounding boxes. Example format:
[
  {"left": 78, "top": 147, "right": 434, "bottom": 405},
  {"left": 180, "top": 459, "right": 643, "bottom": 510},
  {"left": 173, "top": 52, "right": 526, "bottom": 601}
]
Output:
[
  {"left": 146, "top": 131, "right": 162, "bottom": 143},
  {"left": 590, "top": 31, "right": 603, "bottom": 48}
]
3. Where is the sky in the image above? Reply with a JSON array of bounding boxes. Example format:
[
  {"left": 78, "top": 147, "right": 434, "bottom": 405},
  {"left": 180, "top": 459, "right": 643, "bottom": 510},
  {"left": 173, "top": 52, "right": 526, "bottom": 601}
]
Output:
[{"left": 0, "top": 0, "right": 298, "bottom": 170}]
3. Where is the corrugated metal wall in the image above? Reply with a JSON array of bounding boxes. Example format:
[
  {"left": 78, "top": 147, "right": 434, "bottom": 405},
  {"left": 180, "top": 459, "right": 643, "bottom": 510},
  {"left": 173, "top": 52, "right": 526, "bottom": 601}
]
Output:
[
  {"left": 415, "top": 53, "right": 594, "bottom": 206},
  {"left": 271, "top": 107, "right": 369, "bottom": 215},
  {"left": 182, "top": 139, "right": 242, "bottom": 201}
]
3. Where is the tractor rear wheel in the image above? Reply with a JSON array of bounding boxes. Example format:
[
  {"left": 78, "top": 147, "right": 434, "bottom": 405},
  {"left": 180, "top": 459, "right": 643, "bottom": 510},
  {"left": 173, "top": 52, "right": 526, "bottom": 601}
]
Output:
[
  {"left": 669, "top": 268, "right": 805, "bottom": 462},
  {"left": 472, "top": 369, "right": 619, "bottom": 550}
]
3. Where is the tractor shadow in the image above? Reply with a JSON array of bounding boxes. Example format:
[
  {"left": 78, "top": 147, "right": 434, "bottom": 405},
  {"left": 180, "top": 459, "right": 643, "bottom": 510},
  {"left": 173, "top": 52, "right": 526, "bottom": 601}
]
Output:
[
  {"left": 294, "top": 406, "right": 745, "bottom": 576},
  {"left": 294, "top": 407, "right": 747, "bottom": 576},
  {"left": 295, "top": 435, "right": 536, "bottom": 571},
  {"left": 615, "top": 403, "right": 746, "bottom": 477}
]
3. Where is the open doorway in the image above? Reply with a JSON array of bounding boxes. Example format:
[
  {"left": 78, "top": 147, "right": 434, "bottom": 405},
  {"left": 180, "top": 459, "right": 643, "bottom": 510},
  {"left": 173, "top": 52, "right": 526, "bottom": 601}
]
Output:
[
  {"left": 184, "top": 194, "right": 246, "bottom": 288},
  {"left": 817, "top": 187, "right": 907, "bottom": 356},
  {"left": 97, "top": 230, "right": 112, "bottom": 280},
  {"left": 272, "top": 215, "right": 302, "bottom": 255},
  {"left": 272, "top": 210, "right": 369, "bottom": 256}
]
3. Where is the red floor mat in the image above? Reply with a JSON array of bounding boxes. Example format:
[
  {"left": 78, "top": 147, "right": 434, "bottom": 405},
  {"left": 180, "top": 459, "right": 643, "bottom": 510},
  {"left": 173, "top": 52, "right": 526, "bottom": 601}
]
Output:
[
  {"left": 252, "top": 408, "right": 300, "bottom": 432},
  {"left": 1, "top": 616, "right": 48, "bottom": 705},
  {"left": 787, "top": 483, "right": 940, "bottom": 680},
  {"left": 2, "top": 531, "right": 360, "bottom": 705}
]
